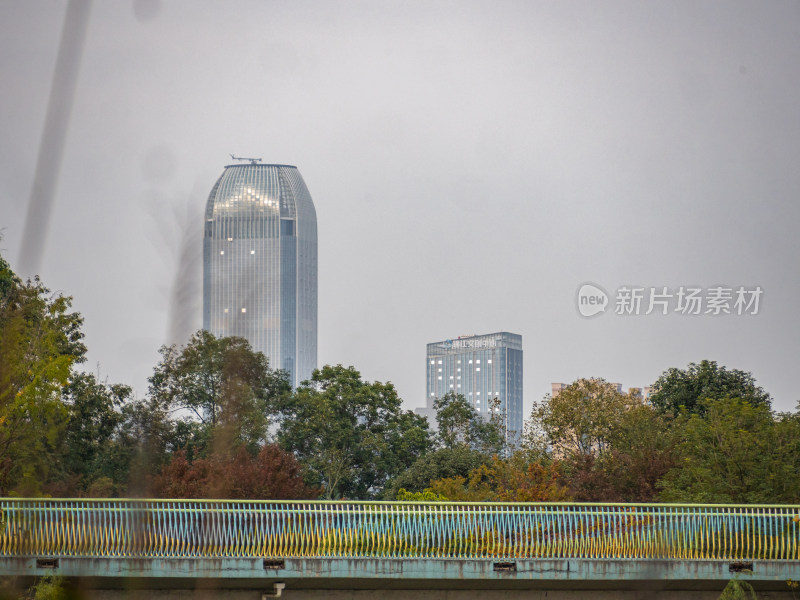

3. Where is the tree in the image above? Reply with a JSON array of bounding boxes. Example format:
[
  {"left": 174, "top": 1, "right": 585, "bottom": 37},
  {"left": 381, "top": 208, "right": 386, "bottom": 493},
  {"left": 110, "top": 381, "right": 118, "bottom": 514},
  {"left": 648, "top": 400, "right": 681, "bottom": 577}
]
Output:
[
  {"left": 557, "top": 402, "right": 677, "bottom": 502},
  {"left": 47, "top": 372, "right": 132, "bottom": 496},
  {"left": 649, "top": 360, "right": 771, "bottom": 416},
  {"left": 277, "top": 365, "right": 431, "bottom": 499},
  {"left": 528, "top": 379, "right": 676, "bottom": 501},
  {"left": 382, "top": 392, "right": 507, "bottom": 499},
  {"left": 657, "top": 398, "right": 800, "bottom": 503},
  {"left": 111, "top": 394, "right": 202, "bottom": 496},
  {"left": 598, "top": 403, "right": 676, "bottom": 501},
  {"left": 395, "top": 488, "right": 449, "bottom": 501},
  {"left": 718, "top": 578, "right": 757, "bottom": 600},
  {"left": 427, "top": 455, "right": 571, "bottom": 502},
  {"left": 0, "top": 252, "right": 86, "bottom": 495},
  {"left": 148, "top": 330, "right": 290, "bottom": 456},
  {"left": 434, "top": 391, "right": 503, "bottom": 454},
  {"left": 151, "top": 444, "right": 319, "bottom": 499},
  {"left": 382, "top": 446, "right": 490, "bottom": 499},
  {"left": 27, "top": 575, "right": 70, "bottom": 600},
  {"left": 530, "top": 378, "right": 636, "bottom": 458}
]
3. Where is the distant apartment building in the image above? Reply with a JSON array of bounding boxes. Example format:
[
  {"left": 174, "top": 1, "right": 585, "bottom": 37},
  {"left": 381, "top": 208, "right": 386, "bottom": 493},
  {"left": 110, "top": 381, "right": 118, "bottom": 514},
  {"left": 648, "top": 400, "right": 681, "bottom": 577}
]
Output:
[
  {"left": 552, "top": 382, "right": 622, "bottom": 397},
  {"left": 626, "top": 387, "right": 657, "bottom": 400},
  {"left": 417, "top": 332, "right": 523, "bottom": 440},
  {"left": 551, "top": 382, "right": 654, "bottom": 400}
]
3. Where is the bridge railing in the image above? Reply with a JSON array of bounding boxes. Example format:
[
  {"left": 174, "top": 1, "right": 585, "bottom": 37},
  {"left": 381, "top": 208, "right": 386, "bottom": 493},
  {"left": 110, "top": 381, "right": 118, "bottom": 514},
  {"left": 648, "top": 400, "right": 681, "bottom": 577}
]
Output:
[{"left": 1, "top": 500, "right": 798, "bottom": 561}]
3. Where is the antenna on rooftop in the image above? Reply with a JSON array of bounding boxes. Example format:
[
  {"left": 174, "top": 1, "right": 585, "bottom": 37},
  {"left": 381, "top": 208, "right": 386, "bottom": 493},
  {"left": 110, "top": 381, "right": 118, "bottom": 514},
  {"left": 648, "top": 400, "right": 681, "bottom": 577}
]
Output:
[{"left": 230, "top": 154, "right": 262, "bottom": 165}]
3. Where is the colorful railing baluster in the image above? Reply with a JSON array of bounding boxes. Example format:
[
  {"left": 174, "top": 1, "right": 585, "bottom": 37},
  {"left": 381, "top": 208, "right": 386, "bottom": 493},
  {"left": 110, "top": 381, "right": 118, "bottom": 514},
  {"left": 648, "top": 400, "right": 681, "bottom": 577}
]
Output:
[{"left": 1, "top": 500, "right": 798, "bottom": 561}]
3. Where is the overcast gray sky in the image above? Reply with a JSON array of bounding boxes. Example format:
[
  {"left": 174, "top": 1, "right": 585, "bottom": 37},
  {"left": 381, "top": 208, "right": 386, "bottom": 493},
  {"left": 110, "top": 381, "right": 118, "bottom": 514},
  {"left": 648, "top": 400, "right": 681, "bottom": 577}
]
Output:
[{"left": 2, "top": 0, "right": 799, "bottom": 415}]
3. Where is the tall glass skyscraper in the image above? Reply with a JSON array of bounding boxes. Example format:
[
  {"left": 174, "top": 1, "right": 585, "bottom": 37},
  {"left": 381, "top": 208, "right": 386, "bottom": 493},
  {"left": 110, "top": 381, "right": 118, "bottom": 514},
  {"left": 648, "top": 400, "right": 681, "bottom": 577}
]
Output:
[
  {"left": 418, "top": 332, "right": 523, "bottom": 442},
  {"left": 203, "top": 161, "right": 317, "bottom": 387}
]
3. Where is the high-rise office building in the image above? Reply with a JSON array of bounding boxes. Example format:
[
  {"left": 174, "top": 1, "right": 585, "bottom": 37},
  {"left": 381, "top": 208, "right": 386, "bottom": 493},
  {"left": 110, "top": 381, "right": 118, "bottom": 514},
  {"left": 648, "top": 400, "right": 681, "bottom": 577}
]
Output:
[
  {"left": 417, "top": 332, "right": 523, "bottom": 441},
  {"left": 203, "top": 161, "right": 317, "bottom": 387}
]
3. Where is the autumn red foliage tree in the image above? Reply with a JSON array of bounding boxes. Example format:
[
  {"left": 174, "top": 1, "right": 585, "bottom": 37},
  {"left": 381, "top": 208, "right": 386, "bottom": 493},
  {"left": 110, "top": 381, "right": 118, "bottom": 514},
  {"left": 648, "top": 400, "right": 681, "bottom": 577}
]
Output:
[{"left": 152, "top": 444, "right": 319, "bottom": 499}]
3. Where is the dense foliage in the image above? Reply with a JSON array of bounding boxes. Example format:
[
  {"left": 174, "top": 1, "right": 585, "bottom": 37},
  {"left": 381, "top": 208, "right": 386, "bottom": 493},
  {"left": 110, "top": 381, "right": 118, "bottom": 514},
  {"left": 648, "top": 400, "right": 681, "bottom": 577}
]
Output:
[
  {"left": 2, "top": 249, "right": 800, "bottom": 503},
  {"left": 649, "top": 360, "right": 771, "bottom": 416},
  {"left": 276, "top": 364, "right": 431, "bottom": 499},
  {"left": 0, "top": 254, "right": 85, "bottom": 495}
]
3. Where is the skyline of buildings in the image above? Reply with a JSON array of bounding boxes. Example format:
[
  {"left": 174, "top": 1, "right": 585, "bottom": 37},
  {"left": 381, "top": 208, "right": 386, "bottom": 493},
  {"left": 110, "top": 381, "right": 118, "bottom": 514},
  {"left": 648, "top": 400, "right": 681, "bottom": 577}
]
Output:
[
  {"left": 197, "top": 160, "right": 653, "bottom": 410},
  {"left": 202, "top": 161, "right": 318, "bottom": 387},
  {"left": 418, "top": 332, "right": 523, "bottom": 441}
]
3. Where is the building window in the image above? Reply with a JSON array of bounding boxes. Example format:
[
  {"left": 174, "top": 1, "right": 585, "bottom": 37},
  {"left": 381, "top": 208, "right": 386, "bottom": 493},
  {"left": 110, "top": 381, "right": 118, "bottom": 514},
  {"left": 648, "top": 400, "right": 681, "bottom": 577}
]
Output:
[
  {"left": 250, "top": 250, "right": 255, "bottom": 254},
  {"left": 241, "top": 308, "right": 247, "bottom": 313},
  {"left": 223, "top": 308, "right": 229, "bottom": 313},
  {"left": 476, "top": 368, "right": 480, "bottom": 372},
  {"left": 430, "top": 360, "right": 435, "bottom": 364},
  {"left": 220, "top": 251, "right": 224, "bottom": 255},
  {"left": 488, "top": 360, "right": 492, "bottom": 364}
]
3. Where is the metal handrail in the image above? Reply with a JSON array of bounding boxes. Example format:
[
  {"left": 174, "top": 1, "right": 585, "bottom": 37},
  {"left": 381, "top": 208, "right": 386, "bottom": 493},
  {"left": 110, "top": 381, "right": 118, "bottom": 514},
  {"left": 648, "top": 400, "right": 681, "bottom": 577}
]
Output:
[{"left": 2, "top": 499, "right": 798, "bottom": 560}]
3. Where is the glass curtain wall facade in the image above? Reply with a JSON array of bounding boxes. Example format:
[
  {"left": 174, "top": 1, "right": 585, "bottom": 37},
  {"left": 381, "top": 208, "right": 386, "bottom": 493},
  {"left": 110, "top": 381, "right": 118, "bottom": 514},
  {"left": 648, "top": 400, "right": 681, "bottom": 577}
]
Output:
[
  {"left": 203, "top": 163, "right": 317, "bottom": 387},
  {"left": 420, "top": 332, "right": 523, "bottom": 442}
]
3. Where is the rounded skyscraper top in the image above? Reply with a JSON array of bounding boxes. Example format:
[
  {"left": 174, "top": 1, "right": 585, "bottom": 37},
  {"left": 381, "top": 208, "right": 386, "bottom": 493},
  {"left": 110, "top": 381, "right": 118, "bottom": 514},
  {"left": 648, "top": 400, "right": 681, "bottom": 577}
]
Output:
[{"left": 203, "top": 162, "right": 317, "bottom": 387}]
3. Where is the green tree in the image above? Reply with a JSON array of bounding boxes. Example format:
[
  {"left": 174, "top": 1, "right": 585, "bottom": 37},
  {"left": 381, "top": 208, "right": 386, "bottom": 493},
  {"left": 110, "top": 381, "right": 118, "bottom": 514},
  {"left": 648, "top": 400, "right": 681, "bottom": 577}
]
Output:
[
  {"left": 148, "top": 330, "right": 290, "bottom": 456},
  {"left": 27, "top": 576, "right": 69, "bottom": 600},
  {"left": 118, "top": 398, "right": 204, "bottom": 496},
  {"left": 718, "top": 577, "right": 757, "bottom": 600},
  {"left": 658, "top": 398, "right": 800, "bottom": 503},
  {"left": 649, "top": 360, "right": 771, "bottom": 416},
  {"left": 382, "top": 392, "right": 507, "bottom": 499},
  {"left": 382, "top": 446, "right": 490, "bottom": 499},
  {"left": 0, "top": 253, "right": 86, "bottom": 495},
  {"left": 395, "top": 488, "right": 450, "bottom": 501},
  {"left": 277, "top": 365, "right": 431, "bottom": 499},
  {"left": 530, "top": 378, "right": 636, "bottom": 458},
  {"left": 434, "top": 391, "right": 503, "bottom": 454},
  {"left": 48, "top": 372, "right": 132, "bottom": 496}
]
